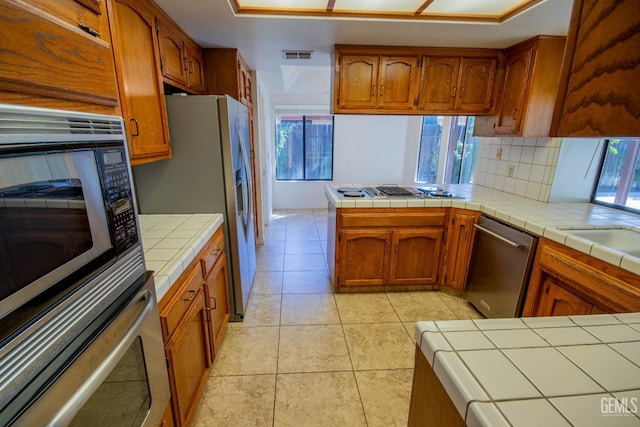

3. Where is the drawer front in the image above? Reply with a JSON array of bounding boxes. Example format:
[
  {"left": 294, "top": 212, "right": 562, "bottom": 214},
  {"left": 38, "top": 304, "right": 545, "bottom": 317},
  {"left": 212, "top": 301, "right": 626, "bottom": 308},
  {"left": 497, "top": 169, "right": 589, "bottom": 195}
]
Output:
[
  {"left": 340, "top": 211, "right": 446, "bottom": 228},
  {"left": 201, "top": 229, "right": 224, "bottom": 278},
  {"left": 161, "top": 265, "right": 204, "bottom": 338}
]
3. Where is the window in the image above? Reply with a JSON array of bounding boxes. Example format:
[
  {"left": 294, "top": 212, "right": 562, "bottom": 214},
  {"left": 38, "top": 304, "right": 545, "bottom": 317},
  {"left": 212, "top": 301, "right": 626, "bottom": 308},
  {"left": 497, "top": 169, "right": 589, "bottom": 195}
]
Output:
[
  {"left": 416, "top": 116, "right": 479, "bottom": 184},
  {"left": 592, "top": 138, "right": 640, "bottom": 213},
  {"left": 275, "top": 115, "right": 334, "bottom": 180}
]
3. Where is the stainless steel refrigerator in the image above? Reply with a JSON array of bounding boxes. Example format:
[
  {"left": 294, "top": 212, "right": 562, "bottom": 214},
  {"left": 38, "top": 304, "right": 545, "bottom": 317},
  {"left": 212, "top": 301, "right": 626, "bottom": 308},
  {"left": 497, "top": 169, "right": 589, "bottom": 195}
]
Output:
[{"left": 133, "top": 95, "right": 256, "bottom": 321}]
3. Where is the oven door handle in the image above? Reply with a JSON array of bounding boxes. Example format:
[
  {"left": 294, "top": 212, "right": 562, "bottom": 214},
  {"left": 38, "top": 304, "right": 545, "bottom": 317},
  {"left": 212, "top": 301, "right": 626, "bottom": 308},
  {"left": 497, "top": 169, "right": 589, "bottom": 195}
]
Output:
[
  {"left": 47, "top": 288, "right": 155, "bottom": 426},
  {"left": 474, "top": 224, "right": 522, "bottom": 249}
]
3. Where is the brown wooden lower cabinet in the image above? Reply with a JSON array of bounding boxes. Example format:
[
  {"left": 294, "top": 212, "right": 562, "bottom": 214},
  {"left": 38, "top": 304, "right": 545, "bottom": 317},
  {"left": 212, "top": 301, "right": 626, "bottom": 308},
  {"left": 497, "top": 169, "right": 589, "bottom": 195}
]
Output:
[
  {"left": 534, "top": 276, "right": 595, "bottom": 316},
  {"left": 522, "top": 238, "right": 640, "bottom": 316},
  {"left": 204, "top": 253, "right": 230, "bottom": 356},
  {"left": 442, "top": 209, "right": 478, "bottom": 290},
  {"left": 408, "top": 346, "right": 464, "bottom": 427},
  {"left": 331, "top": 208, "right": 458, "bottom": 290},
  {"left": 159, "top": 227, "right": 230, "bottom": 426},
  {"left": 390, "top": 229, "right": 443, "bottom": 285},
  {"left": 159, "top": 392, "right": 176, "bottom": 427},
  {"left": 163, "top": 276, "right": 211, "bottom": 427},
  {"left": 336, "top": 227, "right": 443, "bottom": 288}
]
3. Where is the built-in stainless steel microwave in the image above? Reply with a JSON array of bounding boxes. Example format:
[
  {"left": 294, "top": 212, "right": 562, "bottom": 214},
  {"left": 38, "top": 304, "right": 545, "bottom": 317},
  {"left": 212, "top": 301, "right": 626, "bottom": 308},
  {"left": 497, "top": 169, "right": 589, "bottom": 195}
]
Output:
[{"left": 0, "top": 104, "right": 140, "bottom": 326}]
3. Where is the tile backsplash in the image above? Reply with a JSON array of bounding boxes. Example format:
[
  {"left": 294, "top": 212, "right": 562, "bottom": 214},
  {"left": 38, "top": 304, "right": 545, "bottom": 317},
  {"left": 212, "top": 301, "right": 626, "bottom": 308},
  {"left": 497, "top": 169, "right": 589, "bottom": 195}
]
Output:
[{"left": 475, "top": 137, "right": 561, "bottom": 202}]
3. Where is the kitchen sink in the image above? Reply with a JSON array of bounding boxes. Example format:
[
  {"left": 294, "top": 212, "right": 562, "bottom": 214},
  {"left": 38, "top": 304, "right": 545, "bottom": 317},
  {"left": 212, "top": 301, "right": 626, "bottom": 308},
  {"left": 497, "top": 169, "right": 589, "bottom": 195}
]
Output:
[{"left": 566, "top": 228, "right": 640, "bottom": 258}]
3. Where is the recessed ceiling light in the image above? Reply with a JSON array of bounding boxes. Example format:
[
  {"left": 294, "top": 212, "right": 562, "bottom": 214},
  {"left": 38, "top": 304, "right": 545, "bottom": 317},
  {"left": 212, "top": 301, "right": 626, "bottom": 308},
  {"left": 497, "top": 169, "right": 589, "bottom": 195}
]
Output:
[{"left": 230, "top": 0, "right": 545, "bottom": 22}]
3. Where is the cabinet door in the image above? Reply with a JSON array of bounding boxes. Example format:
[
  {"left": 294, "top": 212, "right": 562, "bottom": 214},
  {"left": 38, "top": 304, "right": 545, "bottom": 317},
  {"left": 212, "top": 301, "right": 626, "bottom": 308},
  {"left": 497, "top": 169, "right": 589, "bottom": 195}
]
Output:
[
  {"left": 204, "top": 254, "right": 230, "bottom": 357},
  {"left": 535, "top": 277, "right": 593, "bottom": 316},
  {"left": 238, "top": 57, "right": 253, "bottom": 107},
  {"left": 110, "top": 0, "right": 171, "bottom": 164},
  {"left": 338, "top": 55, "right": 380, "bottom": 109},
  {"left": 417, "top": 56, "right": 460, "bottom": 111},
  {"left": 389, "top": 229, "right": 443, "bottom": 285},
  {"left": 338, "top": 230, "right": 390, "bottom": 286},
  {"left": 456, "top": 57, "right": 497, "bottom": 113},
  {"left": 0, "top": 0, "right": 118, "bottom": 109},
  {"left": 494, "top": 47, "right": 533, "bottom": 134},
  {"left": 377, "top": 56, "right": 420, "bottom": 110},
  {"left": 157, "top": 18, "right": 188, "bottom": 87},
  {"left": 552, "top": 0, "right": 640, "bottom": 137},
  {"left": 444, "top": 212, "right": 476, "bottom": 290},
  {"left": 165, "top": 287, "right": 211, "bottom": 427},
  {"left": 186, "top": 42, "right": 205, "bottom": 93}
]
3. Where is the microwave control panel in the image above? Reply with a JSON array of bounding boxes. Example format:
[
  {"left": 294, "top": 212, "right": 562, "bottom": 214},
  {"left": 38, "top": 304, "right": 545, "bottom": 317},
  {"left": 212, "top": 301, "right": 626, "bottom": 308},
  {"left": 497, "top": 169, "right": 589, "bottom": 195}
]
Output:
[{"left": 98, "top": 147, "right": 137, "bottom": 248}]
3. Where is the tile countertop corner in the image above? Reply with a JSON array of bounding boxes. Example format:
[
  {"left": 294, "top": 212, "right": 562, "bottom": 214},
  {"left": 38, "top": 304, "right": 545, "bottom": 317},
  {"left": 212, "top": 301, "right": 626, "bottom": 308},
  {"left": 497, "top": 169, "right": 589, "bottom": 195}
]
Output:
[
  {"left": 414, "top": 314, "right": 640, "bottom": 427},
  {"left": 138, "top": 213, "right": 224, "bottom": 301},
  {"left": 325, "top": 184, "right": 640, "bottom": 276}
]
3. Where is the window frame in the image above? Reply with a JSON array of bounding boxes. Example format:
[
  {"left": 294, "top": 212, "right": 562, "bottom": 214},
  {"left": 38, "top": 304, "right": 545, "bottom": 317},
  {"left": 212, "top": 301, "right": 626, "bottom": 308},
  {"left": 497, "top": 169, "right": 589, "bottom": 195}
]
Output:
[
  {"left": 590, "top": 138, "right": 640, "bottom": 215},
  {"left": 274, "top": 114, "right": 335, "bottom": 182}
]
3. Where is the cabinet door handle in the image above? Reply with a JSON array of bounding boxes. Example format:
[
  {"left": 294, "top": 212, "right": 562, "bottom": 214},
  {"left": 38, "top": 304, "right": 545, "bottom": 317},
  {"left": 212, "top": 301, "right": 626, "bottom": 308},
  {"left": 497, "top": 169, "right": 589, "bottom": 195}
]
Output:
[
  {"left": 129, "top": 118, "right": 139, "bottom": 137},
  {"left": 460, "top": 87, "right": 465, "bottom": 99},
  {"left": 380, "top": 86, "right": 385, "bottom": 97},
  {"left": 78, "top": 22, "right": 100, "bottom": 37},
  {"left": 211, "top": 296, "right": 217, "bottom": 309},
  {"left": 512, "top": 109, "right": 518, "bottom": 120},
  {"left": 184, "top": 290, "right": 196, "bottom": 301},
  {"left": 451, "top": 87, "right": 457, "bottom": 98},
  {"left": 183, "top": 57, "right": 189, "bottom": 71},
  {"left": 189, "top": 60, "right": 195, "bottom": 73}
]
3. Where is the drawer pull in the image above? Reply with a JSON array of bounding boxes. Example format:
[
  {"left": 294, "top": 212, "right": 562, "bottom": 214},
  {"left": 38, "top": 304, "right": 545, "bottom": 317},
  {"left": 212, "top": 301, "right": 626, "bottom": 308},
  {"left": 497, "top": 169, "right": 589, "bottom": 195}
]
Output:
[
  {"left": 183, "top": 290, "right": 196, "bottom": 301},
  {"left": 78, "top": 22, "right": 101, "bottom": 37}
]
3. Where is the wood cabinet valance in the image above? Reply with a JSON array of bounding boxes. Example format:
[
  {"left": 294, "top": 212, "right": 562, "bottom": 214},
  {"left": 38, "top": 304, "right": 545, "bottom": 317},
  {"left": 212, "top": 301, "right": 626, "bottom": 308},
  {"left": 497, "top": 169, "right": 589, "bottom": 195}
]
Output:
[{"left": 332, "top": 45, "right": 502, "bottom": 116}]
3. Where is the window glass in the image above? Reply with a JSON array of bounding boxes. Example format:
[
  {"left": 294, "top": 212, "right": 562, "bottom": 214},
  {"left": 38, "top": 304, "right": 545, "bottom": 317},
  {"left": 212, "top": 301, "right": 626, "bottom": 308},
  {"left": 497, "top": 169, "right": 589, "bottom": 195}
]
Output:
[
  {"left": 593, "top": 139, "right": 640, "bottom": 213},
  {"left": 416, "top": 116, "right": 478, "bottom": 184},
  {"left": 275, "top": 115, "right": 334, "bottom": 181},
  {"left": 416, "top": 116, "right": 444, "bottom": 183}
]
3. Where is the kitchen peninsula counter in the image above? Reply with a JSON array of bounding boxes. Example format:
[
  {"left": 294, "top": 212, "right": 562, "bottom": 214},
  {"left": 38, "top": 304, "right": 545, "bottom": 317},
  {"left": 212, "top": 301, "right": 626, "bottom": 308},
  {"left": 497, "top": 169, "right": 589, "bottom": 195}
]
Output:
[
  {"left": 410, "top": 314, "right": 640, "bottom": 426},
  {"left": 325, "top": 184, "right": 640, "bottom": 277},
  {"left": 137, "top": 213, "right": 224, "bottom": 300}
]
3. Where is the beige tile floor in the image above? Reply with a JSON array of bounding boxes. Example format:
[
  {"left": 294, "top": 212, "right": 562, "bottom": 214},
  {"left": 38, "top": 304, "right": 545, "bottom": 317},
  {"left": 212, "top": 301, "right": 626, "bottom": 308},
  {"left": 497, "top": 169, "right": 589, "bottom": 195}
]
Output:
[{"left": 193, "top": 209, "right": 483, "bottom": 427}]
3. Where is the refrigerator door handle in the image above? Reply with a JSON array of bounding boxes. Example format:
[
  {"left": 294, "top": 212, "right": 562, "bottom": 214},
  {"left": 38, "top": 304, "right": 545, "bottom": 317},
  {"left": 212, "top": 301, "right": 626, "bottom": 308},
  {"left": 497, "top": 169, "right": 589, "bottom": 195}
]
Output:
[{"left": 237, "top": 130, "right": 251, "bottom": 237}]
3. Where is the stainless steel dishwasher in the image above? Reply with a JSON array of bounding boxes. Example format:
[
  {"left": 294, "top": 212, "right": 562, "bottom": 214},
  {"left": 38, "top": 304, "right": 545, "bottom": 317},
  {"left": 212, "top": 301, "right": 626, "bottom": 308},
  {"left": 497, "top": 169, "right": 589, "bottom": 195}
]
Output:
[{"left": 464, "top": 215, "right": 538, "bottom": 318}]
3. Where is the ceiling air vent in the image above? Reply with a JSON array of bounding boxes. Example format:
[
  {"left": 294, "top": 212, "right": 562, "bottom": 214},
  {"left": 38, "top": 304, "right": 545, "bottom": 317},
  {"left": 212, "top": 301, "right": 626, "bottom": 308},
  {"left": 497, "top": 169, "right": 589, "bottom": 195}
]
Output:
[{"left": 282, "top": 50, "right": 313, "bottom": 60}]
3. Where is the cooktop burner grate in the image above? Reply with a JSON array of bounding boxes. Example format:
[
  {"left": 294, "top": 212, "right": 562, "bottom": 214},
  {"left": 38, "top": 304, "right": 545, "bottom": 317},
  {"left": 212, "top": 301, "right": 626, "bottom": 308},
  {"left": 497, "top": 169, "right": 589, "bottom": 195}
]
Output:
[{"left": 376, "top": 186, "right": 414, "bottom": 196}]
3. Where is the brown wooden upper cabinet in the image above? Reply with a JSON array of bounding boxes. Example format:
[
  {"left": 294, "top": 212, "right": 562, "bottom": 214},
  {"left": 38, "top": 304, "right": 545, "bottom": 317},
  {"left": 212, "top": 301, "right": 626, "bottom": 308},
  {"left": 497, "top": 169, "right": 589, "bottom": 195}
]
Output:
[
  {"left": 108, "top": 0, "right": 172, "bottom": 165},
  {"left": 332, "top": 45, "right": 499, "bottom": 115},
  {"left": 156, "top": 15, "right": 205, "bottom": 94},
  {"left": 335, "top": 52, "right": 420, "bottom": 112},
  {"left": 551, "top": 0, "right": 640, "bottom": 137},
  {"left": 418, "top": 54, "right": 498, "bottom": 115},
  {"left": 203, "top": 48, "right": 254, "bottom": 108},
  {"left": 0, "top": 0, "right": 119, "bottom": 114},
  {"left": 474, "top": 36, "right": 566, "bottom": 137}
]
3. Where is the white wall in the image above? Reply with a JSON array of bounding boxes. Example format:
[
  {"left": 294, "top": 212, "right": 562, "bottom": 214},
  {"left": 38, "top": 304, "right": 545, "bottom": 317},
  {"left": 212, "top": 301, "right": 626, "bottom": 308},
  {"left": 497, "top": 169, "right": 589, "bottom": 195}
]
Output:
[{"left": 271, "top": 114, "right": 424, "bottom": 209}]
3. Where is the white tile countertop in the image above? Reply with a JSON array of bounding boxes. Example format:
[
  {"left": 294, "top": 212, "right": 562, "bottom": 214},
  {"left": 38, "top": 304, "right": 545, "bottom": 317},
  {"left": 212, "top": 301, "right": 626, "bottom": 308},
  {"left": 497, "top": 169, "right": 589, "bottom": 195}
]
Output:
[
  {"left": 414, "top": 314, "right": 640, "bottom": 426},
  {"left": 325, "top": 184, "right": 640, "bottom": 276},
  {"left": 138, "top": 213, "right": 224, "bottom": 301}
]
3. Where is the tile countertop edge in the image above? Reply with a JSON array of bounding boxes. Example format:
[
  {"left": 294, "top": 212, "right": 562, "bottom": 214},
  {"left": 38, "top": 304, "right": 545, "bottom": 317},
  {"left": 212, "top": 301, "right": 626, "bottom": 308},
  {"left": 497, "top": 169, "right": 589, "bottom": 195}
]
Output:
[
  {"left": 325, "top": 184, "right": 640, "bottom": 276},
  {"left": 138, "top": 213, "right": 224, "bottom": 301},
  {"left": 413, "top": 315, "right": 640, "bottom": 426}
]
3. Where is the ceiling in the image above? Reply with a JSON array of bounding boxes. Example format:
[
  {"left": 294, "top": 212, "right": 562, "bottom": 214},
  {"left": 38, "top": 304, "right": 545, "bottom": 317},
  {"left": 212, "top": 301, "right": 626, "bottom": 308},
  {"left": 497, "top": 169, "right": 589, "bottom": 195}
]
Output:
[{"left": 153, "top": 0, "right": 573, "bottom": 96}]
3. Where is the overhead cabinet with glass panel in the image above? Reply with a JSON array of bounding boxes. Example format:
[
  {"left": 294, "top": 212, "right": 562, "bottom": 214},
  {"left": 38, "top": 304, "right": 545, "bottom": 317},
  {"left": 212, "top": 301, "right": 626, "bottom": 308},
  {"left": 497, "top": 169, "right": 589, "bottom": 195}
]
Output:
[{"left": 332, "top": 45, "right": 501, "bottom": 115}]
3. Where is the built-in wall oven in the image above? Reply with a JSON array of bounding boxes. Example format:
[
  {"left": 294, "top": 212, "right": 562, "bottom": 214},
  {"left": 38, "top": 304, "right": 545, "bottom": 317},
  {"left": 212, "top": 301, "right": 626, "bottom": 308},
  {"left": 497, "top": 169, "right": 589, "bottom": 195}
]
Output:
[{"left": 0, "top": 104, "right": 170, "bottom": 426}]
